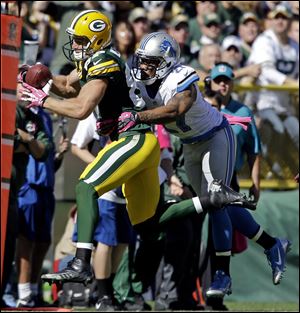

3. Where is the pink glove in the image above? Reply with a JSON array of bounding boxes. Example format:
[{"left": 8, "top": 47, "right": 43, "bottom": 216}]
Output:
[
  {"left": 96, "top": 118, "right": 118, "bottom": 136},
  {"left": 118, "top": 112, "right": 140, "bottom": 133},
  {"left": 21, "top": 82, "right": 48, "bottom": 108}
]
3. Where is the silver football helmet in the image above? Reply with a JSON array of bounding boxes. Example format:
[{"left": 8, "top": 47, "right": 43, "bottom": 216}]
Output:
[{"left": 132, "top": 32, "right": 180, "bottom": 85}]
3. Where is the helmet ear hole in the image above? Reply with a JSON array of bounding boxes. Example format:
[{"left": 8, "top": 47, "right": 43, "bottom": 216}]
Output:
[{"left": 97, "top": 39, "right": 103, "bottom": 46}]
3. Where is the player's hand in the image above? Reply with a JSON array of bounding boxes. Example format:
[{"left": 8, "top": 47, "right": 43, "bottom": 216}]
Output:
[
  {"left": 118, "top": 112, "right": 140, "bottom": 133},
  {"left": 249, "top": 184, "right": 260, "bottom": 203},
  {"left": 96, "top": 118, "right": 118, "bottom": 136},
  {"left": 21, "top": 82, "right": 48, "bottom": 108}
]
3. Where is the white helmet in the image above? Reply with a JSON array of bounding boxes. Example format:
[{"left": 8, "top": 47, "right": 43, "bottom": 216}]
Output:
[{"left": 132, "top": 32, "right": 180, "bottom": 85}]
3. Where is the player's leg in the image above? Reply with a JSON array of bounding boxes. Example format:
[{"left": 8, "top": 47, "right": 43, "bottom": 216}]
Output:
[
  {"left": 184, "top": 125, "right": 236, "bottom": 299},
  {"left": 42, "top": 132, "right": 160, "bottom": 284}
]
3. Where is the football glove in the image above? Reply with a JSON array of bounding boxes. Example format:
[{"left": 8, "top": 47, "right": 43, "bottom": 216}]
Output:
[
  {"left": 21, "top": 82, "right": 49, "bottom": 108},
  {"left": 96, "top": 118, "right": 118, "bottom": 136},
  {"left": 118, "top": 112, "right": 140, "bottom": 133}
]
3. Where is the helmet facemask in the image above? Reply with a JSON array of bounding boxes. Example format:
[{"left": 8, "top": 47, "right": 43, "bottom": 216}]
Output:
[
  {"left": 132, "top": 52, "right": 172, "bottom": 85},
  {"left": 63, "top": 32, "right": 95, "bottom": 62}
]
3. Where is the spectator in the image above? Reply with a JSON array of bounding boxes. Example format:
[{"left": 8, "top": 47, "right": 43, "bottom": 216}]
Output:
[
  {"left": 199, "top": 12, "right": 222, "bottom": 48},
  {"left": 128, "top": 7, "right": 150, "bottom": 47},
  {"left": 29, "top": 2, "right": 60, "bottom": 66},
  {"left": 288, "top": 17, "right": 299, "bottom": 50},
  {"left": 140, "top": 1, "right": 169, "bottom": 32},
  {"left": 248, "top": 4, "right": 299, "bottom": 177},
  {"left": 16, "top": 109, "right": 69, "bottom": 308},
  {"left": 221, "top": 35, "right": 262, "bottom": 83},
  {"left": 238, "top": 12, "right": 261, "bottom": 66},
  {"left": 1, "top": 73, "right": 51, "bottom": 306},
  {"left": 113, "top": 21, "right": 136, "bottom": 65},
  {"left": 190, "top": 43, "right": 222, "bottom": 81},
  {"left": 217, "top": 1, "right": 243, "bottom": 36},
  {"left": 167, "top": 14, "right": 195, "bottom": 65},
  {"left": 287, "top": 0, "right": 299, "bottom": 18},
  {"left": 188, "top": 1, "right": 218, "bottom": 54}
]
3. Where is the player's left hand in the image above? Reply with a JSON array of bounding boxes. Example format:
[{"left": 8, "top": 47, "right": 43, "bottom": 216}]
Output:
[
  {"left": 96, "top": 118, "right": 118, "bottom": 136},
  {"left": 118, "top": 111, "right": 140, "bottom": 133},
  {"left": 249, "top": 183, "right": 260, "bottom": 203},
  {"left": 21, "top": 82, "right": 49, "bottom": 108}
]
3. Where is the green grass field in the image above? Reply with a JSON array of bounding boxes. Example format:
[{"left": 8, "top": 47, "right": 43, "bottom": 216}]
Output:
[{"left": 224, "top": 301, "right": 299, "bottom": 312}]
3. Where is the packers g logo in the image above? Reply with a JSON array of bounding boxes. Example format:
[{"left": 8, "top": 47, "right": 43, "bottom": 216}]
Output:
[{"left": 89, "top": 20, "right": 106, "bottom": 32}]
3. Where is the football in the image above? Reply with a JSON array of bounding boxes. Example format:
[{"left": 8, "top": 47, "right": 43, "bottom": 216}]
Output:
[{"left": 25, "top": 63, "right": 53, "bottom": 89}]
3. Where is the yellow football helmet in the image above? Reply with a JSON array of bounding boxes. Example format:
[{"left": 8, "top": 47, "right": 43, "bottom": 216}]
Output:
[{"left": 63, "top": 10, "right": 112, "bottom": 61}]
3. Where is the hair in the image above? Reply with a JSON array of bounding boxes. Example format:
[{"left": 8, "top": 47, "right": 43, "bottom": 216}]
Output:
[{"left": 113, "top": 20, "right": 136, "bottom": 60}]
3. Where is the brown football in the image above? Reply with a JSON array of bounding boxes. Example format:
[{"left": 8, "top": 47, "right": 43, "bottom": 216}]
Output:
[{"left": 25, "top": 63, "right": 53, "bottom": 89}]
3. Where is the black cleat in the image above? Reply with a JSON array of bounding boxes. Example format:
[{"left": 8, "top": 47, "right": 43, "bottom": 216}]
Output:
[
  {"left": 209, "top": 179, "right": 257, "bottom": 210},
  {"left": 41, "top": 257, "right": 94, "bottom": 285}
]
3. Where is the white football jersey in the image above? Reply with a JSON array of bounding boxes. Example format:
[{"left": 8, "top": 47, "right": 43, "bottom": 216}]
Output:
[{"left": 132, "top": 64, "right": 224, "bottom": 141}]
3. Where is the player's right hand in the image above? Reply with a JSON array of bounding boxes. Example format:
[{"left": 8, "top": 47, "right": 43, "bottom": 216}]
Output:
[
  {"left": 21, "top": 83, "right": 48, "bottom": 108},
  {"left": 118, "top": 112, "right": 140, "bottom": 133}
]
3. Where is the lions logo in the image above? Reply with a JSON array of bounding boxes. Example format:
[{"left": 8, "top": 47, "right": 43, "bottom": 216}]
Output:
[
  {"left": 89, "top": 20, "right": 106, "bottom": 32},
  {"left": 160, "top": 40, "right": 176, "bottom": 58}
]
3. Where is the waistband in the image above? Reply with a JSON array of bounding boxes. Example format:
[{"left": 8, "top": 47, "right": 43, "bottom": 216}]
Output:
[{"left": 181, "top": 116, "right": 229, "bottom": 144}]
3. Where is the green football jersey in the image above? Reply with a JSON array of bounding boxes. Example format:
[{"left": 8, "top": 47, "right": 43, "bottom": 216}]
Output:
[{"left": 75, "top": 47, "right": 151, "bottom": 139}]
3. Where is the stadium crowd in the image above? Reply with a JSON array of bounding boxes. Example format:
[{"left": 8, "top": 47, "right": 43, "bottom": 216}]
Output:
[{"left": 1, "top": 1, "right": 299, "bottom": 311}]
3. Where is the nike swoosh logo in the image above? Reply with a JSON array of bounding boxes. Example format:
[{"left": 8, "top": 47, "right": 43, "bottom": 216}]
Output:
[
  {"left": 275, "top": 248, "right": 282, "bottom": 266},
  {"left": 93, "top": 59, "right": 102, "bottom": 65}
]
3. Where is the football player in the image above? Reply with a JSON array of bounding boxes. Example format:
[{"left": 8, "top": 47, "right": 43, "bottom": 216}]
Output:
[{"left": 114, "top": 32, "right": 290, "bottom": 298}]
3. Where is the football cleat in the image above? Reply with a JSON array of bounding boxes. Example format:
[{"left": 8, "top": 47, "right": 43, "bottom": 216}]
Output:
[
  {"left": 206, "top": 270, "right": 232, "bottom": 298},
  {"left": 95, "top": 296, "right": 116, "bottom": 311},
  {"left": 264, "top": 238, "right": 291, "bottom": 285},
  {"left": 209, "top": 179, "right": 257, "bottom": 210},
  {"left": 41, "top": 257, "right": 94, "bottom": 285},
  {"left": 16, "top": 295, "right": 36, "bottom": 308}
]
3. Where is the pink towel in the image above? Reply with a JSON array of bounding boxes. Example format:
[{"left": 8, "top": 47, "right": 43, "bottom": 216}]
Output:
[
  {"left": 223, "top": 113, "right": 252, "bottom": 131},
  {"left": 156, "top": 124, "right": 172, "bottom": 149}
]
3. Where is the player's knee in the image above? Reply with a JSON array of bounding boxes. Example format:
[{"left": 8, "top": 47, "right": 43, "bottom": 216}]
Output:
[{"left": 76, "top": 180, "right": 96, "bottom": 197}]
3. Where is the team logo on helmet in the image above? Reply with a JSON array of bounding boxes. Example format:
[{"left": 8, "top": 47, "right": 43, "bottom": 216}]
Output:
[
  {"left": 160, "top": 40, "right": 176, "bottom": 58},
  {"left": 89, "top": 20, "right": 106, "bottom": 32}
]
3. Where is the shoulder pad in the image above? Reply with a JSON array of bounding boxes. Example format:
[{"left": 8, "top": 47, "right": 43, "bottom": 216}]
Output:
[{"left": 87, "top": 51, "right": 121, "bottom": 78}]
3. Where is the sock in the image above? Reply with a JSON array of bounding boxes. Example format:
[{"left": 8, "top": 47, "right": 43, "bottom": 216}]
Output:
[
  {"left": 214, "top": 255, "right": 231, "bottom": 276},
  {"left": 18, "top": 283, "right": 31, "bottom": 300},
  {"left": 30, "top": 283, "right": 39, "bottom": 296},
  {"left": 254, "top": 230, "right": 277, "bottom": 250},
  {"left": 75, "top": 247, "right": 92, "bottom": 263},
  {"left": 97, "top": 278, "right": 111, "bottom": 299},
  {"left": 158, "top": 199, "right": 197, "bottom": 225}
]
